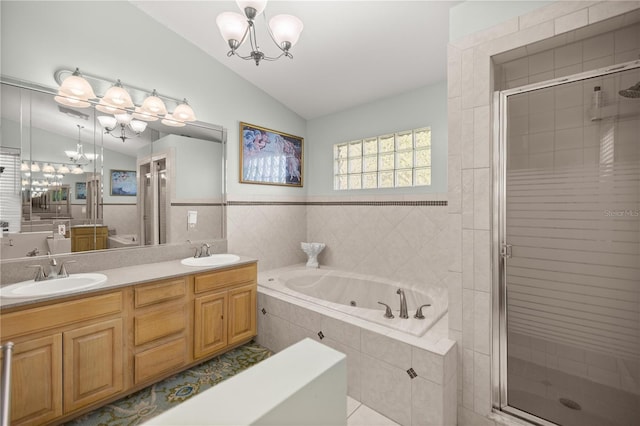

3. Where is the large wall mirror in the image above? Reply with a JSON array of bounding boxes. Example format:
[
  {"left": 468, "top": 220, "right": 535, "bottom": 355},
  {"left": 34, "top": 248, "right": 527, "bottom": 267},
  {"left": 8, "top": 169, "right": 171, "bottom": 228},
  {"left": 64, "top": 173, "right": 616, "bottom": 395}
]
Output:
[{"left": 0, "top": 78, "right": 226, "bottom": 260}]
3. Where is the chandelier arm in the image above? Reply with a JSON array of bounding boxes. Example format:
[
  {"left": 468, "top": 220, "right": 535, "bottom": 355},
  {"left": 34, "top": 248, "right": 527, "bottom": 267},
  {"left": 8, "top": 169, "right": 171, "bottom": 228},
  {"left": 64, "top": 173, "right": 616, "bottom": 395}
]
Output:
[{"left": 248, "top": 21, "right": 260, "bottom": 53}]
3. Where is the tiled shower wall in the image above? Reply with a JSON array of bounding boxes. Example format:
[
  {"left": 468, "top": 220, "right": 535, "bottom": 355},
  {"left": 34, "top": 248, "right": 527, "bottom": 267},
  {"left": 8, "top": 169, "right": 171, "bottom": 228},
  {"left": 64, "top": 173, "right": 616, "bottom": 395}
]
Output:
[{"left": 447, "top": 2, "right": 640, "bottom": 425}]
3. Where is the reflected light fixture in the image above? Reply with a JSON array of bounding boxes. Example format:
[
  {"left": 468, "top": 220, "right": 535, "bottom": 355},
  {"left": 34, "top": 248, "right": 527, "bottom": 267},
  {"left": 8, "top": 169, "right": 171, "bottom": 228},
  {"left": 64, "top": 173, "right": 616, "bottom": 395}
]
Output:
[
  {"left": 65, "top": 125, "right": 98, "bottom": 164},
  {"left": 216, "top": 0, "right": 303, "bottom": 66},
  {"left": 53, "top": 68, "right": 197, "bottom": 127},
  {"left": 71, "top": 165, "right": 84, "bottom": 175},
  {"left": 98, "top": 114, "right": 148, "bottom": 142},
  {"left": 57, "top": 164, "right": 70, "bottom": 174}
]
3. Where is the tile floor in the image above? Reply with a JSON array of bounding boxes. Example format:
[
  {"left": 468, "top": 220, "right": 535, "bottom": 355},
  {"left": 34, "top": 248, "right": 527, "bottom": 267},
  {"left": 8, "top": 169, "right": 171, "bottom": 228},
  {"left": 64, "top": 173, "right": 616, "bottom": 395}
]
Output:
[{"left": 347, "top": 396, "right": 399, "bottom": 426}]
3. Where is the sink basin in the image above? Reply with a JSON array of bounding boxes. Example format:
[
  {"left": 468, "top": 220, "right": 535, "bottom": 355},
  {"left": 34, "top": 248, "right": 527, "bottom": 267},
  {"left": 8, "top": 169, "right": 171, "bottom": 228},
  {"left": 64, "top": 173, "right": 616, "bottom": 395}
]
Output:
[
  {"left": 0, "top": 273, "right": 108, "bottom": 299},
  {"left": 181, "top": 254, "right": 240, "bottom": 267}
]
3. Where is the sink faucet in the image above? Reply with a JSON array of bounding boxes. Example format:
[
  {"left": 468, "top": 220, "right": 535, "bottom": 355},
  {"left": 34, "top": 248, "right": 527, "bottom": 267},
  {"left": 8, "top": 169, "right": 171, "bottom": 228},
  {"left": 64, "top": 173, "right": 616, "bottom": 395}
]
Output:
[
  {"left": 26, "top": 248, "right": 39, "bottom": 257},
  {"left": 397, "top": 288, "right": 408, "bottom": 319},
  {"left": 47, "top": 252, "right": 58, "bottom": 279},
  {"left": 200, "top": 243, "right": 211, "bottom": 257}
]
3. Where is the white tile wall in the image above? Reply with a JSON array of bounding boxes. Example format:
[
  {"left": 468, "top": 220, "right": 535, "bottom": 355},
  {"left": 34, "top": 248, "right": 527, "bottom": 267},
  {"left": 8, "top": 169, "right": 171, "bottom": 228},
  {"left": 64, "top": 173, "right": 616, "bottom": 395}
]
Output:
[{"left": 448, "top": 2, "right": 640, "bottom": 425}]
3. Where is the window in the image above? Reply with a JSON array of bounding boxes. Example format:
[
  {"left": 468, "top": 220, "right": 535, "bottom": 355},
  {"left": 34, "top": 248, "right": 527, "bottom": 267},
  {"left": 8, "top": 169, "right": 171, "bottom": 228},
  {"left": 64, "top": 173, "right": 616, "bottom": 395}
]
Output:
[{"left": 333, "top": 127, "right": 431, "bottom": 190}]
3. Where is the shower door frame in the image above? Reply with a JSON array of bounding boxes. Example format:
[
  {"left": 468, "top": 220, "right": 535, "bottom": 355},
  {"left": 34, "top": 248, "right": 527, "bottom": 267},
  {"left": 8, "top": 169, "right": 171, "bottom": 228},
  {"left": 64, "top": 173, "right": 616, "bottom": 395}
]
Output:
[{"left": 491, "top": 58, "right": 640, "bottom": 425}]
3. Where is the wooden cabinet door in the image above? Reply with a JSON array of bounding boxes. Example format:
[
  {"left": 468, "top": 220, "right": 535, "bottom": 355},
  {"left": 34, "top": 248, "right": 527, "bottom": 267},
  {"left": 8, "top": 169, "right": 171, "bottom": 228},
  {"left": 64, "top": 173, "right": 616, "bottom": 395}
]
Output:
[
  {"left": 1, "top": 335, "right": 62, "bottom": 426},
  {"left": 63, "top": 318, "right": 124, "bottom": 413},
  {"left": 227, "top": 284, "right": 257, "bottom": 346},
  {"left": 194, "top": 291, "right": 227, "bottom": 359}
]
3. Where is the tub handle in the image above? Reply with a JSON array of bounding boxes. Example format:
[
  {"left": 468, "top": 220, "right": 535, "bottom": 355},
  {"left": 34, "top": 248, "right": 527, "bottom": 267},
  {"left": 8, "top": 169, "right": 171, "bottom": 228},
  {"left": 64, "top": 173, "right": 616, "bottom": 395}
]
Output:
[
  {"left": 377, "top": 302, "right": 394, "bottom": 319},
  {"left": 414, "top": 304, "right": 431, "bottom": 319}
]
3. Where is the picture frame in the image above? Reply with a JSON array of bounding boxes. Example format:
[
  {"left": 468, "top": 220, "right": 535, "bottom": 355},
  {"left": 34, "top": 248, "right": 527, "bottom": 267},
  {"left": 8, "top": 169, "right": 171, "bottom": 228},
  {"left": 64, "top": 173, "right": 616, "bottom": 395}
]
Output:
[
  {"left": 110, "top": 169, "right": 137, "bottom": 196},
  {"left": 240, "top": 122, "right": 303, "bottom": 187},
  {"left": 75, "top": 182, "right": 86, "bottom": 200}
]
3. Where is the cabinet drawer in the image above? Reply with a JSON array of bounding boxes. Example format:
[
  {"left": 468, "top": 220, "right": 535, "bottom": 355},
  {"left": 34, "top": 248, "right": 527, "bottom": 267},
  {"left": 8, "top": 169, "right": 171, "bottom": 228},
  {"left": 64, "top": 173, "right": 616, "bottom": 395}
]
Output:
[
  {"left": 135, "top": 278, "right": 187, "bottom": 308},
  {"left": 194, "top": 263, "right": 256, "bottom": 294},
  {"left": 1, "top": 292, "right": 123, "bottom": 339},
  {"left": 135, "top": 304, "right": 187, "bottom": 346},
  {"left": 135, "top": 336, "right": 187, "bottom": 384}
]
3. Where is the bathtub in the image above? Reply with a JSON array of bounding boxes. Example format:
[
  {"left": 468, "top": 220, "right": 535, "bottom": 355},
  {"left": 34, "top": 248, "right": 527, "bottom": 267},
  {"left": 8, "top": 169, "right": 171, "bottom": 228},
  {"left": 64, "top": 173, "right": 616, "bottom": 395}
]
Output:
[
  {"left": 260, "top": 266, "right": 447, "bottom": 337},
  {"left": 256, "top": 265, "right": 456, "bottom": 426},
  {"left": 108, "top": 234, "right": 139, "bottom": 249}
]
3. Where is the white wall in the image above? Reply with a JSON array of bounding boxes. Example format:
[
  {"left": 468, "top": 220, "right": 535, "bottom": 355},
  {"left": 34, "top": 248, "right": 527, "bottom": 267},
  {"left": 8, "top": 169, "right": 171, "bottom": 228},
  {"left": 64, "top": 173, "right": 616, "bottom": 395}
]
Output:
[
  {"left": 0, "top": 0, "right": 306, "bottom": 200},
  {"left": 306, "top": 82, "right": 448, "bottom": 196}
]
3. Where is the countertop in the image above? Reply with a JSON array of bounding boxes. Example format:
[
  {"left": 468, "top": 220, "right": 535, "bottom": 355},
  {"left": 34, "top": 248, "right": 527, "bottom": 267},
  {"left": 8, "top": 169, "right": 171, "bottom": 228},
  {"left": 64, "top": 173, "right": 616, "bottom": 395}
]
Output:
[{"left": 0, "top": 255, "right": 257, "bottom": 310}]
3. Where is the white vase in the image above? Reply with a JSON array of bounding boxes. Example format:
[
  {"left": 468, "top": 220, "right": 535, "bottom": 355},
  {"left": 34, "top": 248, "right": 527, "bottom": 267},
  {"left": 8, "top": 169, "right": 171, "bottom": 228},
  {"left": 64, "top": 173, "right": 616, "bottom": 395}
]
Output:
[{"left": 300, "top": 242, "right": 326, "bottom": 268}]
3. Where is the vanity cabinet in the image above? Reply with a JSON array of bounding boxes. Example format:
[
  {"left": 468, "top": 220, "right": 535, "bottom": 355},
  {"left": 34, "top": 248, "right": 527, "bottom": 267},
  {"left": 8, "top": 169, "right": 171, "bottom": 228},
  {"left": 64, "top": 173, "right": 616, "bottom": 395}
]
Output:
[
  {"left": 193, "top": 263, "right": 257, "bottom": 358},
  {"left": 0, "top": 291, "right": 124, "bottom": 425},
  {"left": 70, "top": 225, "right": 108, "bottom": 252},
  {"left": 132, "top": 277, "right": 189, "bottom": 385},
  {"left": 0, "top": 261, "right": 257, "bottom": 425},
  {"left": 1, "top": 335, "right": 62, "bottom": 425}
]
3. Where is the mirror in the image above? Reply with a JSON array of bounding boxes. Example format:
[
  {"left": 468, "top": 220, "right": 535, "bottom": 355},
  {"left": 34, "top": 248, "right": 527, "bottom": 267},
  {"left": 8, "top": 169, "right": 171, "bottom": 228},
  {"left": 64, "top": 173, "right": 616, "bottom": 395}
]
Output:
[{"left": 0, "top": 79, "right": 226, "bottom": 260}]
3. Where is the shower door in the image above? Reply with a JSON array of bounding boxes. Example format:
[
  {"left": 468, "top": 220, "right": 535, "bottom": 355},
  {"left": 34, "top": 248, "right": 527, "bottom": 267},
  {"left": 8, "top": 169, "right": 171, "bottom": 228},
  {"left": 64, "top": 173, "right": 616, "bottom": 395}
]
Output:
[{"left": 498, "top": 65, "right": 640, "bottom": 426}]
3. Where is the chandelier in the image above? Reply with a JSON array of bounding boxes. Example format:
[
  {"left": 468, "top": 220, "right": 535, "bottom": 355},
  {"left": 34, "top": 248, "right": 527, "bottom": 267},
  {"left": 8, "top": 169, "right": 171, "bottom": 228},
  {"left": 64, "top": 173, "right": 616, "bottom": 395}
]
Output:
[
  {"left": 216, "top": 0, "right": 303, "bottom": 66},
  {"left": 54, "top": 68, "right": 197, "bottom": 133},
  {"left": 97, "top": 114, "right": 147, "bottom": 143},
  {"left": 65, "top": 125, "right": 98, "bottom": 164}
]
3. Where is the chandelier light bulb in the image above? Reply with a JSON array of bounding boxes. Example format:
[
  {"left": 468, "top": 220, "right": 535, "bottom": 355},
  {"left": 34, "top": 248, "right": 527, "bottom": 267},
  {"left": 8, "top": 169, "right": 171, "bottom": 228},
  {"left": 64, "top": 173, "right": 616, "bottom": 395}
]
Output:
[
  {"left": 71, "top": 165, "right": 84, "bottom": 175},
  {"left": 114, "top": 113, "right": 133, "bottom": 126},
  {"left": 57, "top": 165, "right": 70, "bottom": 174},
  {"left": 97, "top": 115, "right": 117, "bottom": 130},
  {"left": 217, "top": 11, "right": 249, "bottom": 47},
  {"left": 30, "top": 162, "right": 41, "bottom": 172},
  {"left": 269, "top": 14, "right": 304, "bottom": 49},
  {"left": 129, "top": 120, "right": 148, "bottom": 134},
  {"left": 21, "top": 161, "right": 29, "bottom": 172},
  {"left": 237, "top": 0, "right": 268, "bottom": 18}
]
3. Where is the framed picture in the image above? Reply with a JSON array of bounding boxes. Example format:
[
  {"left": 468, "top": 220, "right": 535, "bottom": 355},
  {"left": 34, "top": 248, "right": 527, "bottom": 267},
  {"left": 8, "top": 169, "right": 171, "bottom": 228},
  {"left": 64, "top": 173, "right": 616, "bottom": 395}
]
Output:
[
  {"left": 110, "top": 170, "right": 137, "bottom": 196},
  {"left": 240, "top": 122, "right": 303, "bottom": 187},
  {"left": 75, "top": 182, "right": 86, "bottom": 200}
]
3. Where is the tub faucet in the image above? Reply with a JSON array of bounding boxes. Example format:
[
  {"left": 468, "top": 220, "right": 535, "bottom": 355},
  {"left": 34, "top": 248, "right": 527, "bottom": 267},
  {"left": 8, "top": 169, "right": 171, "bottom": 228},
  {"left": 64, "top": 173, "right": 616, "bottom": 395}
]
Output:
[{"left": 397, "top": 289, "right": 408, "bottom": 319}]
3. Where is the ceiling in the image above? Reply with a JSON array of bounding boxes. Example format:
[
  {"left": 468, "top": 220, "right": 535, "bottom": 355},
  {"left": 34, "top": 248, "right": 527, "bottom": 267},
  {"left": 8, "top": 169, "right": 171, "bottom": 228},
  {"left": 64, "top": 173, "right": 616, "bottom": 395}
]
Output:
[{"left": 131, "top": 1, "right": 456, "bottom": 120}]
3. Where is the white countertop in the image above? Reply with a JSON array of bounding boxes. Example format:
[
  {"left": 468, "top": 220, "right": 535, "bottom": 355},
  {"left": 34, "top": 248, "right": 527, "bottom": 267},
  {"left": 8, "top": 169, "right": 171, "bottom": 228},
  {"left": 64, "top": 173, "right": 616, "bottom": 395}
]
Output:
[{"left": 0, "top": 255, "right": 257, "bottom": 310}]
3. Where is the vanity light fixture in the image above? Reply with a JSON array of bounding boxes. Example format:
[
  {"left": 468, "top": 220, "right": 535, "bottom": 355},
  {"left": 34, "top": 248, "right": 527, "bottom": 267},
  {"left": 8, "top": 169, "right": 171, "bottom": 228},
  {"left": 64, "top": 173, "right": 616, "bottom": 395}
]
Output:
[
  {"left": 42, "top": 163, "right": 56, "bottom": 173},
  {"left": 98, "top": 113, "right": 148, "bottom": 142},
  {"left": 161, "top": 113, "right": 186, "bottom": 128},
  {"left": 65, "top": 125, "right": 98, "bottom": 164},
  {"left": 216, "top": 0, "right": 304, "bottom": 66},
  {"left": 54, "top": 68, "right": 96, "bottom": 108},
  {"left": 54, "top": 68, "right": 197, "bottom": 125}
]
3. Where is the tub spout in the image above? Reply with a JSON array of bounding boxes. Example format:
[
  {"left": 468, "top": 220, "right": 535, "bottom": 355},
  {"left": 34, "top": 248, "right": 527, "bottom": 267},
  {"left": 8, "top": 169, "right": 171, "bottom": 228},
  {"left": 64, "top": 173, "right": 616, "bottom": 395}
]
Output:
[{"left": 397, "top": 289, "right": 408, "bottom": 319}]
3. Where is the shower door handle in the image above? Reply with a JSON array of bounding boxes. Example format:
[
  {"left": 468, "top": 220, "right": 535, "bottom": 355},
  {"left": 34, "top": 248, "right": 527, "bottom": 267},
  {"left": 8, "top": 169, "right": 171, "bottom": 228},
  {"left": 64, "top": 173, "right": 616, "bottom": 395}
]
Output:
[{"left": 501, "top": 244, "right": 512, "bottom": 259}]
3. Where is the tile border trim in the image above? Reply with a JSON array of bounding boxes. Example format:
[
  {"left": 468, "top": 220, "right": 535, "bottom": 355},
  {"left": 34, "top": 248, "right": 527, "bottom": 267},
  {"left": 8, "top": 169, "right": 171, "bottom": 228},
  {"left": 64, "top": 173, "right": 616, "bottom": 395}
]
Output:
[{"left": 227, "top": 200, "right": 447, "bottom": 207}]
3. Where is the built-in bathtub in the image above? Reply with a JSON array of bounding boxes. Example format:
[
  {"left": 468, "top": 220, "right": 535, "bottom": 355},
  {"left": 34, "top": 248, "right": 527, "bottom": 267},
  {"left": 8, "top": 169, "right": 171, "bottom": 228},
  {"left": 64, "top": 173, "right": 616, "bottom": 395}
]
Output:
[
  {"left": 256, "top": 265, "right": 457, "bottom": 426},
  {"left": 263, "top": 266, "right": 447, "bottom": 336},
  {"left": 108, "top": 234, "right": 139, "bottom": 249}
]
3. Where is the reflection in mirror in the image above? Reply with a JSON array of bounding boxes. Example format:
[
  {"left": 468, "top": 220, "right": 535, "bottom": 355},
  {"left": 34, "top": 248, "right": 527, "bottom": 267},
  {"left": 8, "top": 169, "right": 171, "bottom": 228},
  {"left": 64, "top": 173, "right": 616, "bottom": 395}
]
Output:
[{"left": 0, "top": 78, "right": 226, "bottom": 261}]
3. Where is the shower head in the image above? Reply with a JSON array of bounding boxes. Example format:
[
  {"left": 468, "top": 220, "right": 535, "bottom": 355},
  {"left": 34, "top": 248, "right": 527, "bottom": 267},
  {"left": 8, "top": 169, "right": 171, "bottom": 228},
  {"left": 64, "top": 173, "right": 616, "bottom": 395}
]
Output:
[{"left": 619, "top": 82, "right": 640, "bottom": 98}]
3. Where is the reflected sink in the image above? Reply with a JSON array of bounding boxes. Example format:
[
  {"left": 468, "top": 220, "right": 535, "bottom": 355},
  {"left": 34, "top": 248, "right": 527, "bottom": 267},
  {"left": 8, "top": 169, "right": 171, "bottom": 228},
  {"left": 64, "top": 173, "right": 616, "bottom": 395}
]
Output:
[
  {"left": 181, "top": 254, "right": 240, "bottom": 267},
  {"left": 0, "top": 273, "right": 108, "bottom": 299}
]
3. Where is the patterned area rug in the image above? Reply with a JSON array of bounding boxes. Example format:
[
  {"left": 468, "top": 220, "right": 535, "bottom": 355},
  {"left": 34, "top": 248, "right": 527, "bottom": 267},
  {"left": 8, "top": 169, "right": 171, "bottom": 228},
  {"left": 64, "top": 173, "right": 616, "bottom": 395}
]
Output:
[{"left": 65, "top": 341, "right": 272, "bottom": 426}]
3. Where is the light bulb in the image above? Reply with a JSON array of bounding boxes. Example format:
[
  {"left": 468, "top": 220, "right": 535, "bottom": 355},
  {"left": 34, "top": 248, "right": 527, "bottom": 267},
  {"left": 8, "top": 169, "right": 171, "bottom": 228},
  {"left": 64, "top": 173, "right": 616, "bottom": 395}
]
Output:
[
  {"left": 133, "top": 106, "right": 159, "bottom": 122},
  {"left": 161, "top": 113, "right": 186, "bottom": 127},
  {"left": 141, "top": 91, "right": 167, "bottom": 115},
  {"left": 216, "top": 11, "right": 249, "bottom": 45},
  {"left": 173, "top": 101, "right": 196, "bottom": 122},
  {"left": 269, "top": 14, "right": 304, "bottom": 49}
]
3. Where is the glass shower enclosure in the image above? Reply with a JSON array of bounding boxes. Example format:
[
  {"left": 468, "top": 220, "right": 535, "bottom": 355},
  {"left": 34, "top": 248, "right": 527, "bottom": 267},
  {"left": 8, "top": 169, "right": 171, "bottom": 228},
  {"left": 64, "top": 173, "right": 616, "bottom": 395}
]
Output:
[{"left": 497, "top": 62, "right": 640, "bottom": 426}]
